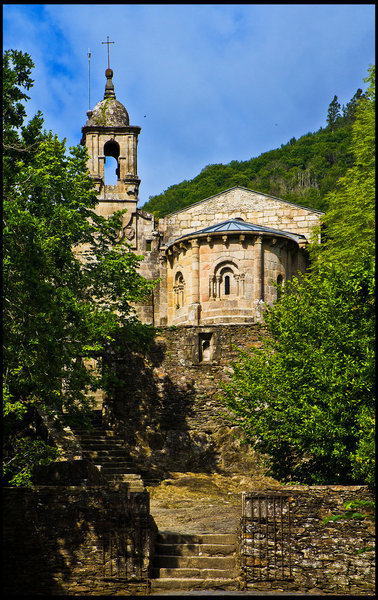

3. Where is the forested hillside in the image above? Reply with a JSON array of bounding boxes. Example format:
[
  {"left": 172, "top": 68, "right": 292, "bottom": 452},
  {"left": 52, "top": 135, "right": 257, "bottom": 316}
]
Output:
[{"left": 143, "top": 90, "right": 364, "bottom": 218}]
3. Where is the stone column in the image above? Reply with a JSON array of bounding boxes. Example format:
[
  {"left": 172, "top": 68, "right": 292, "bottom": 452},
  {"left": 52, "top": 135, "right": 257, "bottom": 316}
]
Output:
[
  {"left": 254, "top": 236, "right": 264, "bottom": 321},
  {"left": 191, "top": 239, "right": 200, "bottom": 304},
  {"left": 188, "top": 238, "right": 200, "bottom": 324},
  {"left": 209, "top": 276, "right": 214, "bottom": 299},
  {"left": 235, "top": 274, "right": 240, "bottom": 296},
  {"left": 240, "top": 273, "right": 245, "bottom": 297},
  {"left": 158, "top": 253, "right": 168, "bottom": 325},
  {"left": 255, "top": 236, "right": 264, "bottom": 301}
]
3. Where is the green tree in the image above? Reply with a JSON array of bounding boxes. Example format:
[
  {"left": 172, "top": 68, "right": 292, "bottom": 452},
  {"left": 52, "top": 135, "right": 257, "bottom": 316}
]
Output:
[
  {"left": 342, "top": 88, "right": 364, "bottom": 123},
  {"left": 222, "top": 261, "right": 374, "bottom": 484},
  {"left": 3, "top": 50, "right": 155, "bottom": 485},
  {"left": 222, "top": 66, "right": 375, "bottom": 486},
  {"left": 326, "top": 94, "right": 341, "bottom": 131},
  {"left": 312, "top": 66, "right": 375, "bottom": 269}
]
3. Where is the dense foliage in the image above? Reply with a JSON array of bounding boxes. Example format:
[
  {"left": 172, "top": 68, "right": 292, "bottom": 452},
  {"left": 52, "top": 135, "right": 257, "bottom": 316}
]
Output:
[
  {"left": 143, "top": 88, "right": 364, "bottom": 218},
  {"left": 222, "top": 66, "right": 375, "bottom": 486},
  {"left": 3, "top": 50, "right": 155, "bottom": 485},
  {"left": 222, "top": 260, "right": 374, "bottom": 484}
]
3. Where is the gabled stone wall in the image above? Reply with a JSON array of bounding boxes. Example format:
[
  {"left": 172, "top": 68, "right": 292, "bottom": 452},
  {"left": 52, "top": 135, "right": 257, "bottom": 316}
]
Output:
[{"left": 160, "top": 187, "right": 323, "bottom": 243}]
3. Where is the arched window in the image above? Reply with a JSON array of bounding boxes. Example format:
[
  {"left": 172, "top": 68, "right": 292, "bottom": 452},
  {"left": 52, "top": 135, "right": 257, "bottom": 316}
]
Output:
[
  {"left": 210, "top": 262, "right": 245, "bottom": 299},
  {"left": 224, "top": 275, "right": 230, "bottom": 295},
  {"left": 104, "top": 156, "right": 118, "bottom": 185},
  {"left": 218, "top": 267, "right": 234, "bottom": 298},
  {"left": 104, "top": 140, "right": 120, "bottom": 184},
  {"left": 174, "top": 272, "right": 185, "bottom": 308}
]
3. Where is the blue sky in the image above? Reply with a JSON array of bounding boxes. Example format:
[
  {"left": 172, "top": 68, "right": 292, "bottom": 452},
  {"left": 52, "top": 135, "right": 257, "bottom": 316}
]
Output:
[{"left": 3, "top": 4, "right": 375, "bottom": 207}]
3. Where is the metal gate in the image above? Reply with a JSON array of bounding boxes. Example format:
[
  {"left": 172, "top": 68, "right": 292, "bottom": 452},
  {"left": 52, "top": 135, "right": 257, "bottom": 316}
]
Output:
[
  {"left": 100, "top": 515, "right": 149, "bottom": 585},
  {"left": 241, "top": 492, "right": 293, "bottom": 587}
]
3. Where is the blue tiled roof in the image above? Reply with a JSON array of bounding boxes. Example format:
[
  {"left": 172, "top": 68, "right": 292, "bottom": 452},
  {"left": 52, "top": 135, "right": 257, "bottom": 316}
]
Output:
[
  {"left": 195, "top": 219, "right": 285, "bottom": 235},
  {"left": 169, "top": 219, "right": 306, "bottom": 245}
]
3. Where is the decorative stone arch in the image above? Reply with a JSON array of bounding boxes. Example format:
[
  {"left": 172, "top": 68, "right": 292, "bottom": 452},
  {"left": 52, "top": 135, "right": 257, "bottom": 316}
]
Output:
[
  {"left": 209, "top": 259, "right": 245, "bottom": 299},
  {"left": 103, "top": 139, "right": 120, "bottom": 182},
  {"left": 173, "top": 269, "right": 185, "bottom": 308}
]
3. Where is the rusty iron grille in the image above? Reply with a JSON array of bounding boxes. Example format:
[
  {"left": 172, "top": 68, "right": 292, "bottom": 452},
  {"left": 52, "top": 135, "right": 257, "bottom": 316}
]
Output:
[
  {"left": 241, "top": 493, "right": 293, "bottom": 585},
  {"left": 100, "top": 517, "right": 149, "bottom": 582}
]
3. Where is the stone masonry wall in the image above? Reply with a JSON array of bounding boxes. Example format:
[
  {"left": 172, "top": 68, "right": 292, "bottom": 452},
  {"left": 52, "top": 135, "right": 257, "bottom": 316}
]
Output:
[
  {"left": 160, "top": 187, "right": 323, "bottom": 244},
  {"left": 103, "top": 324, "right": 267, "bottom": 478},
  {"left": 241, "top": 486, "right": 375, "bottom": 595},
  {"left": 3, "top": 485, "right": 154, "bottom": 596}
]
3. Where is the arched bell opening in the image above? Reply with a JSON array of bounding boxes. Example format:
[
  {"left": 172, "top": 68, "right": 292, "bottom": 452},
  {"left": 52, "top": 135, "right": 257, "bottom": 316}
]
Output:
[{"left": 104, "top": 140, "right": 120, "bottom": 184}]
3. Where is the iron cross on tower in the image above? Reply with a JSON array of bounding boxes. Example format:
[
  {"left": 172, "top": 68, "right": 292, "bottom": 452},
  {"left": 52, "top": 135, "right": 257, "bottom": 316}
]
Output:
[{"left": 102, "top": 35, "right": 115, "bottom": 69}]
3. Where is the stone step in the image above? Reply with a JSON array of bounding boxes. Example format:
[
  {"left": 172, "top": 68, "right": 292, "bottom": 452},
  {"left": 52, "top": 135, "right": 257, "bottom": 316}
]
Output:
[
  {"left": 99, "top": 465, "right": 138, "bottom": 474},
  {"left": 79, "top": 439, "right": 125, "bottom": 447},
  {"left": 76, "top": 434, "right": 119, "bottom": 441},
  {"left": 150, "top": 577, "right": 239, "bottom": 591},
  {"left": 71, "top": 424, "right": 144, "bottom": 489},
  {"left": 82, "top": 448, "right": 130, "bottom": 456},
  {"left": 152, "top": 567, "right": 237, "bottom": 579},
  {"left": 84, "top": 458, "right": 134, "bottom": 466},
  {"left": 157, "top": 532, "right": 236, "bottom": 545},
  {"left": 107, "top": 479, "right": 145, "bottom": 491},
  {"left": 155, "top": 543, "right": 236, "bottom": 557},
  {"left": 153, "top": 555, "right": 236, "bottom": 570},
  {"left": 107, "top": 474, "right": 145, "bottom": 484},
  {"left": 95, "top": 468, "right": 142, "bottom": 478}
]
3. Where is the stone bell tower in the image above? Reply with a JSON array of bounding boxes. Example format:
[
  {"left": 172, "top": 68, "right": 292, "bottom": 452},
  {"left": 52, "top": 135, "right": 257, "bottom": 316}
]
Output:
[{"left": 81, "top": 64, "right": 141, "bottom": 230}]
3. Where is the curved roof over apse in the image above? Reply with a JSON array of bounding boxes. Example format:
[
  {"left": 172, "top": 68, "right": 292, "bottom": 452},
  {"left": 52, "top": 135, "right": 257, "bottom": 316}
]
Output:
[{"left": 167, "top": 219, "right": 307, "bottom": 247}]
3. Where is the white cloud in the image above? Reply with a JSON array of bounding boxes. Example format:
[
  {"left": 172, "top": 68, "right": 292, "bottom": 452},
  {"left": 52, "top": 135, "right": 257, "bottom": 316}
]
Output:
[{"left": 3, "top": 4, "right": 375, "bottom": 204}]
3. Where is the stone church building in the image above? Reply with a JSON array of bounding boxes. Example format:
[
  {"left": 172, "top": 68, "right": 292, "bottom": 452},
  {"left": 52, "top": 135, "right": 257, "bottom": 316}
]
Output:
[
  {"left": 4, "top": 68, "right": 374, "bottom": 600},
  {"left": 81, "top": 67, "right": 323, "bottom": 332}
]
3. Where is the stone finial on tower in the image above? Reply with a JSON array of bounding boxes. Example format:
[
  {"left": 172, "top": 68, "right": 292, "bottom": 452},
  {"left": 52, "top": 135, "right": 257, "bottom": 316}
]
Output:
[
  {"left": 104, "top": 68, "right": 116, "bottom": 99},
  {"left": 102, "top": 36, "right": 116, "bottom": 98}
]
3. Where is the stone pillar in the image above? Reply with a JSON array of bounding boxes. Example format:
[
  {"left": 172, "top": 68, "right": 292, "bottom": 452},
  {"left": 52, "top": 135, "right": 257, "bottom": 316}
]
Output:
[
  {"left": 235, "top": 274, "right": 240, "bottom": 296},
  {"left": 158, "top": 254, "right": 168, "bottom": 326},
  {"left": 255, "top": 236, "right": 264, "bottom": 301},
  {"left": 209, "top": 276, "right": 214, "bottom": 299},
  {"left": 240, "top": 273, "right": 245, "bottom": 297},
  {"left": 191, "top": 239, "right": 200, "bottom": 304},
  {"left": 188, "top": 238, "right": 200, "bottom": 324},
  {"left": 254, "top": 236, "right": 264, "bottom": 321}
]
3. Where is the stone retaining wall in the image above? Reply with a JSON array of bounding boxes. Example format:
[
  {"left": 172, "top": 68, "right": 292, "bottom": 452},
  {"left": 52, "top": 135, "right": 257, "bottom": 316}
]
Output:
[
  {"left": 3, "top": 485, "right": 155, "bottom": 596},
  {"left": 104, "top": 324, "right": 267, "bottom": 478},
  {"left": 240, "top": 485, "right": 375, "bottom": 595}
]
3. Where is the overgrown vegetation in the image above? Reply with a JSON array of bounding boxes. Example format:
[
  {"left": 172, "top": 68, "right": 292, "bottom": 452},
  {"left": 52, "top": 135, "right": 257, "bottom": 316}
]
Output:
[
  {"left": 3, "top": 50, "right": 156, "bottom": 486},
  {"left": 143, "top": 88, "right": 365, "bottom": 218},
  {"left": 222, "top": 66, "right": 375, "bottom": 486}
]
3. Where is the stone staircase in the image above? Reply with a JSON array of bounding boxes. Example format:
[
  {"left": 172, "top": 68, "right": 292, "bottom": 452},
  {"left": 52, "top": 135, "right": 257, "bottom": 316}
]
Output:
[
  {"left": 71, "top": 419, "right": 145, "bottom": 492},
  {"left": 150, "top": 532, "right": 240, "bottom": 592}
]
